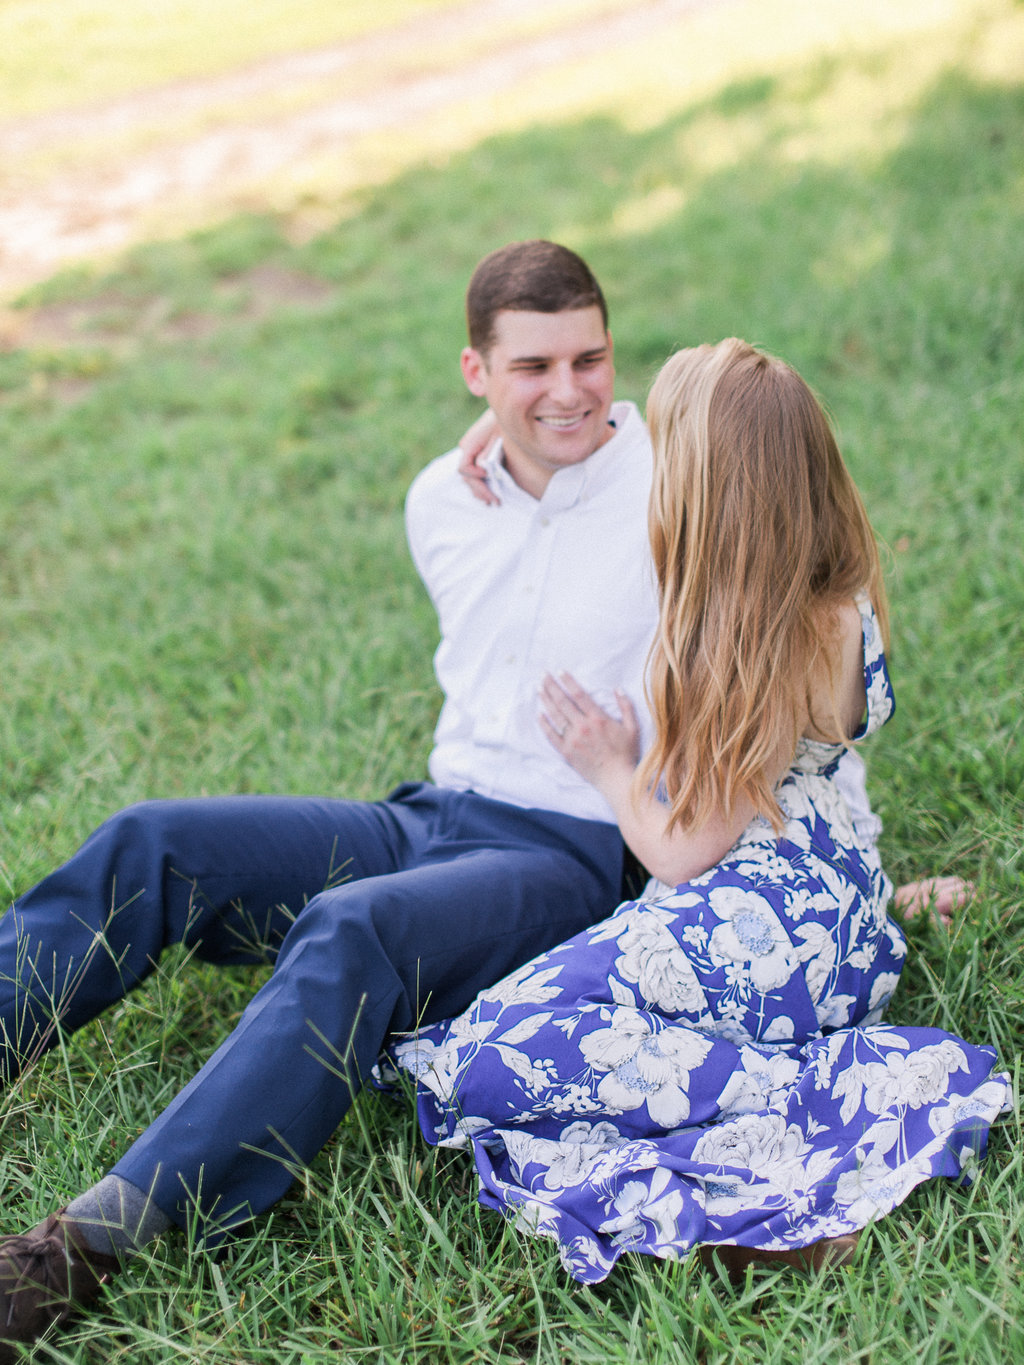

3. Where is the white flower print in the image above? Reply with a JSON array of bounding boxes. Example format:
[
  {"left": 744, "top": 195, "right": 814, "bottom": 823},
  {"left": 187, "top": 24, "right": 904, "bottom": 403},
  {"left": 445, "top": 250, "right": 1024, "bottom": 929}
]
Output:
[
  {"left": 865, "top": 972, "right": 901, "bottom": 1021},
  {"left": 832, "top": 1149, "right": 933, "bottom": 1223},
  {"left": 794, "top": 922, "right": 838, "bottom": 1004},
  {"left": 858, "top": 597, "right": 879, "bottom": 653},
  {"left": 701, "top": 1005, "right": 755, "bottom": 1045},
  {"left": 598, "top": 1169, "right": 685, "bottom": 1248},
  {"left": 701, "top": 1174, "right": 759, "bottom": 1217},
  {"left": 774, "top": 782, "right": 819, "bottom": 840},
  {"left": 814, "top": 993, "right": 857, "bottom": 1029},
  {"left": 391, "top": 1035, "right": 443, "bottom": 1079},
  {"left": 730, "top": 849, "right": 793, "bottom": 888},
  {"left": 885, "top": 916, "right": 908, "bottom": 961},
  {"left": 547, "top": 1082, "right": 605, "bottom": 1116},
  {"left": 502, "top": 1121, "right": 627, "bottom": 1190},
  {"left": 927, "top": 1079, "right": 1011, "bottom": 1140},
  {"left": 579, "top": 1010, "right": 714, "bottom": 1128},
  {"left": 613, "top": 906, "right": 710, "bottom": 1017},
  {"left": 760, "top": 1014, "right": 797, "bottom": 1043},
  {"left": 691, "top": 1112, "right": 808, "bottom": 1194},
  {"left": 828, "top": 1032, "right": 908, "bottom": 1123},
  {"left": 649, "top": 890, "right": 704, "bottom": 916},
  {"left": 390, "top": 1036, "right": 467, "bottom": 1103},
  {"left": 559, "top": 1233, "right": 615, "bottom": 1282},
  {"left": 477, "top": 962, "right": 565, "bottom": 1009},
  {"left": 707, "top": 886, "right": 800, "bottom": 993},
  {"left": 714, "top": 1046, "right": 799, "bottom": 1118},
  {"left": 489, "top": 1044, "right": 558, "bottom": 1096},
  {"left": 860, "top": 1040, "right": 970, "bottom": 1115},
  {"left": 512, "top": 1198, "right": 560, "bottom": 1239},
  {"left": 589, "top": 905, "right": 644, "bottom": 943},
  {"left": 444, "top": 1113, "right": 498, "bottom": 1147},
  {"left": 864, "top": 667, "right": 894, "bottom": 730}
]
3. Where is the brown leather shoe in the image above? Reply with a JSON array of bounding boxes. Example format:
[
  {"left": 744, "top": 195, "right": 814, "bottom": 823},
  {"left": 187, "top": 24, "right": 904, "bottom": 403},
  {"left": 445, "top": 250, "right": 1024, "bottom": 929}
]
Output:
[
  {"left": 699, "top": 1231, "right": 860, "bottom": 1282},
  {"left": 0, "top": 1209, "right": 119, "bottom": 1360}
]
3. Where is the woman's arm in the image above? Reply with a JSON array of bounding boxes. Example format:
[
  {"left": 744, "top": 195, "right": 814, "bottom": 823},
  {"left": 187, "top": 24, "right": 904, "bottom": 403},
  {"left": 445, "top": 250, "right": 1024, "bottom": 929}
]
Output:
[
  {"left": 539, "top": 602, "right": 866, "bottom": 887},
  {"left": 457, "top": 408, "right": 500, "bottom": 505},
  {"left": 806, "top": 599, "right": 867, "bottom": 741}
]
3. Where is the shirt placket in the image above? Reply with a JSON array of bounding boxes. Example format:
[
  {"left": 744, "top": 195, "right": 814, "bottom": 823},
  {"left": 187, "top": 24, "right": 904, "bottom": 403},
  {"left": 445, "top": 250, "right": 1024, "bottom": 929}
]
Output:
[{"left": 474, "top": 501, "right": 556, "bottom": 748}]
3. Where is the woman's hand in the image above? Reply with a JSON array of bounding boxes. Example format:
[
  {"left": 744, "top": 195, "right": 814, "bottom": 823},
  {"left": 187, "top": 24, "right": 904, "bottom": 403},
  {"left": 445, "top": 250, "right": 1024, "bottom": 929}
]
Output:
[
  {"left": 539, "top": 672, "right": 640, "bottom": 794},
  {"left": 540, "top": 672, "right": 776, "bottom": 889},
  {"left": 457, "top": 408, "right": 500, "bottom": 506}
]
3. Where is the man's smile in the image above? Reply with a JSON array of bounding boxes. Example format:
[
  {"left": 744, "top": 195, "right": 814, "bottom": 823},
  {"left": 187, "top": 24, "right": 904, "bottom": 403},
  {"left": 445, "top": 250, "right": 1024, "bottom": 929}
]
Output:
[{"left": 536, "top": 412, "right": 591, "bottom": 429}]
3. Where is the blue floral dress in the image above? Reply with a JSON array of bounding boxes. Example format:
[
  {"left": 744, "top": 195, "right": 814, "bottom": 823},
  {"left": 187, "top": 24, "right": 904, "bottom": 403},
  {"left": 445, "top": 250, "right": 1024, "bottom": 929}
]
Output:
[{"left": 391, "top": 598, "right": 1010, "bottom": 1284}]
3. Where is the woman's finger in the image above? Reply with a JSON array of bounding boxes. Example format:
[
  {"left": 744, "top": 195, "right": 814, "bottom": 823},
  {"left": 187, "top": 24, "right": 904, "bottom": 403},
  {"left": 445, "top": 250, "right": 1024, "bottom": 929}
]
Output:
[
  {"left": 557, "top": 672, "right": 601, "bottom": 714},
  {"left": 539, "top": 711, "right": 571, "bottom": 745},
  {"left": 540, "top": 673, "right": 582, "bottom": 718}
]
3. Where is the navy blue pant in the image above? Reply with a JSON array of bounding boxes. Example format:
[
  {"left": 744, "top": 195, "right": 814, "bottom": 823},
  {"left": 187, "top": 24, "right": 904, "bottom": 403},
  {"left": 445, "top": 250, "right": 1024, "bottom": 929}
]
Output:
[{"left": 0, "top": 783, "right": 622, "bottom": 1240}]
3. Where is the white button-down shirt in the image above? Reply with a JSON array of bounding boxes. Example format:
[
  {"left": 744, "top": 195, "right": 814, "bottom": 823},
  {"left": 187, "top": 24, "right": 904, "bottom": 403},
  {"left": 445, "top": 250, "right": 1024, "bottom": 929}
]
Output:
[{"left": 406, "top": 400, "right": 658, "bottom": 823}]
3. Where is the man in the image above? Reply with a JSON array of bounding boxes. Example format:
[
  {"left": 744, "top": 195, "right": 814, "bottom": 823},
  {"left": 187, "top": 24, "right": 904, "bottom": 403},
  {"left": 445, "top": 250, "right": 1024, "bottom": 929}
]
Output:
[
  {"left": 0, "top": 240, "right": 661, "bottom": 1353},
  {"left": 0, "top": 241, "right": 916, "bottom": 1353}
]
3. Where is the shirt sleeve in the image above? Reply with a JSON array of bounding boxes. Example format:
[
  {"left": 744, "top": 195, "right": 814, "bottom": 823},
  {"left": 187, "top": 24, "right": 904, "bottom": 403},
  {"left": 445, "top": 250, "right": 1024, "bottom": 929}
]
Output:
[
  {"left": 834, "top": 748, "right": 882, "bottom": 846},
  {"left": 404, "top": 451, "right": 458, "bottom": 606}
]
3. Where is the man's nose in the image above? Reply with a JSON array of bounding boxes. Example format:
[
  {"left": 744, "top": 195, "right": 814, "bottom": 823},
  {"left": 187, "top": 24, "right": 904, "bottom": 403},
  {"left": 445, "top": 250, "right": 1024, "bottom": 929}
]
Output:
[{"left": 548, "top": 363, "right": 581, "bottom": 405}]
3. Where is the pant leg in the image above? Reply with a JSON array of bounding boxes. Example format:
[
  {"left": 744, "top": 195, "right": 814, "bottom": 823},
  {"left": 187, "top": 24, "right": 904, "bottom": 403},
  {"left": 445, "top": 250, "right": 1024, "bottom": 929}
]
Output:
[
  {"left": 113, "top": 792, "right": 623, "bottom": 1241},
  {"left": 0, "top": 794, "right": 415, "bottom": 1079}
]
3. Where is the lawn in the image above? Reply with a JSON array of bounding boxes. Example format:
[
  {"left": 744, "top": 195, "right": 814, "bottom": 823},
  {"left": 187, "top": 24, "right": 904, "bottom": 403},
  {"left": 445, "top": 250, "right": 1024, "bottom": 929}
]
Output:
[
  {"left": 0, "top": 0, "right": 465, "bottom": 117},
  {"left": 0, "top": 0, "right": 1022, "bottom": 1360}
]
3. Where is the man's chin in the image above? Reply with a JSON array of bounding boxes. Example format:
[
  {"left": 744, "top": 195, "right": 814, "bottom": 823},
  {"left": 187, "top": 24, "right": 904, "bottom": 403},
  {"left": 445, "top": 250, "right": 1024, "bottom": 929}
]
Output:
[{"left": 538, "top": 429, "right": 610, "bottom": 467}]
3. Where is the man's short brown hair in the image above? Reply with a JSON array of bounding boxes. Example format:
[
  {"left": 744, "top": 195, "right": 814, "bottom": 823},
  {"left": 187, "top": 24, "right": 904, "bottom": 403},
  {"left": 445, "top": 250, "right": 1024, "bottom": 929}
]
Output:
[{"left": 466, "top": 240, "right": 608, "bottom": 354}]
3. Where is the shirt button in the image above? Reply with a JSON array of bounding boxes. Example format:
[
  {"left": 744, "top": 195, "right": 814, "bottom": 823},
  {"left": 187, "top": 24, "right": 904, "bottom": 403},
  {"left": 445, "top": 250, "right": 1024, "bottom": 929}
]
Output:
[
  {"left": 539, "top": 516, "right": 551, "bottom": 527},
  {"left": 505, "top": 654, "right": 516, "bottom": 665}
]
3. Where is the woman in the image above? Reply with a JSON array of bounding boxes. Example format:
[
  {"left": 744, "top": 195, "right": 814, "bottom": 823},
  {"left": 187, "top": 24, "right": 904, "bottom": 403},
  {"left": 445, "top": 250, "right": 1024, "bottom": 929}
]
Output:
[{"left": 392, "top": 340, "right": 1008, "bottom": 1284}]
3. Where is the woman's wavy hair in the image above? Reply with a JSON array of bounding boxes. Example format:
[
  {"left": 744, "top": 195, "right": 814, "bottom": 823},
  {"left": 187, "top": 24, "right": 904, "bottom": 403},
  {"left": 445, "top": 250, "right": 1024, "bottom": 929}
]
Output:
[{"left": 637, "top": 337, "right": 888, "bottom": 833}]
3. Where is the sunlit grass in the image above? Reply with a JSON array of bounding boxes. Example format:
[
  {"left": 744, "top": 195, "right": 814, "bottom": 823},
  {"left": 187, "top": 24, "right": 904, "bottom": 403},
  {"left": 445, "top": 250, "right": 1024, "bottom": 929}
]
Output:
[
  {"left": 0, "top": 0, "right": 462, "bottom": 118},
  {"left": 0, "top": 0, "right": 652, "bottom": 122}
]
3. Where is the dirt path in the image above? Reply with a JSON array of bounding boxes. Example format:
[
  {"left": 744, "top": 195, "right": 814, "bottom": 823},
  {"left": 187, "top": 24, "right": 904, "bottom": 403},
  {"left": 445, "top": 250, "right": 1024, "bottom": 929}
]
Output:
[{"left": 0, "top": 0, "right": 726, "bottom": 302}]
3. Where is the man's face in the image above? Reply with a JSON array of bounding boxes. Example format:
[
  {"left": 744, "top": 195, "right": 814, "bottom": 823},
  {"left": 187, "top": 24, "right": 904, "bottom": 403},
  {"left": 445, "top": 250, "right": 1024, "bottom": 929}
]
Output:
[{"left": 461, "top": 307, "right": 615, "bottom": 499}]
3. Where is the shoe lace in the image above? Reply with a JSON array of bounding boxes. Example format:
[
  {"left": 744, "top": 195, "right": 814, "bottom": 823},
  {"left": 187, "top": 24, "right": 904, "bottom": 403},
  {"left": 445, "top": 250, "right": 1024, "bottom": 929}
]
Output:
[{"left": 1, "top": 1217, "right": 106, "bottom": 1331}]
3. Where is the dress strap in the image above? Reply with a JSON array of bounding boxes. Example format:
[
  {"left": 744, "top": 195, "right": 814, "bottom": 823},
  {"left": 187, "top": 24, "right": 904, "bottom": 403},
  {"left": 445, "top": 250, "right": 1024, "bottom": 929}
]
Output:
[{"left": 850, "top": 591, "right": 895, "bottom": 740}]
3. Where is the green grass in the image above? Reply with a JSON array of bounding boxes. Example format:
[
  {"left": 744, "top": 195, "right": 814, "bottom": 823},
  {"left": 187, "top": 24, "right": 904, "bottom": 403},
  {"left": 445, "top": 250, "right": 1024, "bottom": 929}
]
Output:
[{"left": 1, "top": 0, "right": 1022, "bottom": 1360}]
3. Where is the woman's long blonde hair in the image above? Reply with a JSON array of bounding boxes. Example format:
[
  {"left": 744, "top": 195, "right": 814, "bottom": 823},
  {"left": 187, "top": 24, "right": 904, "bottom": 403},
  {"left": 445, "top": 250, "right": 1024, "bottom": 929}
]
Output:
[{"left": 637, "top": 338, "right": 888, "bottom": 833}]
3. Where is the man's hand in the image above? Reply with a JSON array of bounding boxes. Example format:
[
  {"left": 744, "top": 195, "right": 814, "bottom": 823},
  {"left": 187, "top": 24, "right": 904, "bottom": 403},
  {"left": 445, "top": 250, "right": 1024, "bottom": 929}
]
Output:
[
  {"left": 539, "top": 672, "right": 640, "bottom": 791},
  {"left": 457, "top": 408, "right": 500, "bottom": 505},
  {"left": 892, "top": 875, "right": 974, "bottom": 930}
]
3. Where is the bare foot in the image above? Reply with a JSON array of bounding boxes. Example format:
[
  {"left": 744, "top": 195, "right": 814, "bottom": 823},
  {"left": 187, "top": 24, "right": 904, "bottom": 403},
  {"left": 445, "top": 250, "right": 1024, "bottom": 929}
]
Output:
[{"left": 893, "top": 875, "right": 975, "bottom": 929}]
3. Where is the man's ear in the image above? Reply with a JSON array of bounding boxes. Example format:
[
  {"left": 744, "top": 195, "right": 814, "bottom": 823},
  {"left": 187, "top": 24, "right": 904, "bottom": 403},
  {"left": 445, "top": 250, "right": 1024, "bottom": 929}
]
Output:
[{"left": 461, "top": 347, "right": 489, "bottom": 398}]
